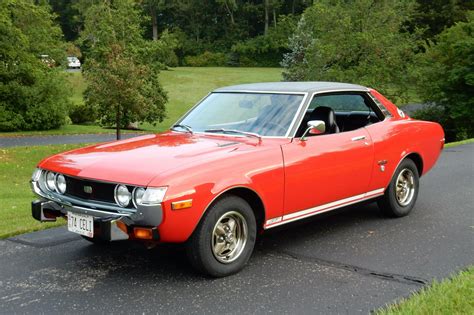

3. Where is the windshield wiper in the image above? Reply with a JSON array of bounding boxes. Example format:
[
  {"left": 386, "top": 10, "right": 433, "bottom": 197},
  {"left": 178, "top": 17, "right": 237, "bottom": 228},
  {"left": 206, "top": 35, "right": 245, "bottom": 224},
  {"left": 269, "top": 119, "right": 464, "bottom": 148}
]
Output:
[
  {"left": 171, "top": 124, "right": 193, "bottom": 134},
  {"left": 204, "top": 128, "right": 261, "bottom": 140}
]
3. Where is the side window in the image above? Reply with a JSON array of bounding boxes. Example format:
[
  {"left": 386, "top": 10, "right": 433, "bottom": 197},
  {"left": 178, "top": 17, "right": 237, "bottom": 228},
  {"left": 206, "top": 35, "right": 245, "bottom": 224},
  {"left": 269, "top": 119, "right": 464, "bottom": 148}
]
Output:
[
  {"left": 296, "top": 93, "right": 383, "bottom": 137},
  {"left": 308, "top": 94, "right": 369, "bottom": 112}
]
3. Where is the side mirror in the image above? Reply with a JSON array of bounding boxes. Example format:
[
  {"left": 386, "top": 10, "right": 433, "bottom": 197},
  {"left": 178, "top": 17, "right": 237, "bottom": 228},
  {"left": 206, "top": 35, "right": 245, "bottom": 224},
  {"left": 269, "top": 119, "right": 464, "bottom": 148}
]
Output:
[{"left": 301, "top": 120, "right": 325, "bottom": 141}]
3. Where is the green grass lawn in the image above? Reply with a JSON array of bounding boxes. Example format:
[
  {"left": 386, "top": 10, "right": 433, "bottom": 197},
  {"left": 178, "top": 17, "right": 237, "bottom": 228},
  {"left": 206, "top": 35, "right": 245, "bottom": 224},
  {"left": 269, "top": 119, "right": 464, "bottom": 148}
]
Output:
[
  {"left": 0, "top": 67, "right": 283, "bottom": 137},
  {"left": 0, "top": 144, "right": 83, "bottom": 238},
  {"left": 378, "top": 266, "right": 474, "bottom": 314}
]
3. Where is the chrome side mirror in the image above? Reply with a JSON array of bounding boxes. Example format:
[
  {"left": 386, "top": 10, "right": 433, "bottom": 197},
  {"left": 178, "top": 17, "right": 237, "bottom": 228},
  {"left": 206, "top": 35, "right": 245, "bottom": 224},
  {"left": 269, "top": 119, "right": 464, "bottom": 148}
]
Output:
[{"left": 301, "top": 120, "right": 325, "bottom": 141}]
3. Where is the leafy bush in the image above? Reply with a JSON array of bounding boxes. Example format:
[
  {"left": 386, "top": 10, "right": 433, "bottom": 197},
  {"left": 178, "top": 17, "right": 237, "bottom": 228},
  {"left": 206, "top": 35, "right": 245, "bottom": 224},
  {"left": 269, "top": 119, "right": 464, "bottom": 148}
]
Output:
[
  {"left": 0, "top": 0, "right": 69, "bottom": 131},
  {"left": 232, "top": 15, "right": 298, "bottom": 67},
  {"left": 184, "top": 51, "right": 227, "bottom": 67},
  {"left": 282, "top": 0, "right": 419, "bottom": 103},
  {"left": 415, "top": 12, "right": 474, "bottom": 141},
  {"left": 69, "top": 103, "right": 97, "bottom": 124},
  {"left": 138, "top": 30, "right": 179, "bottom": 69}
]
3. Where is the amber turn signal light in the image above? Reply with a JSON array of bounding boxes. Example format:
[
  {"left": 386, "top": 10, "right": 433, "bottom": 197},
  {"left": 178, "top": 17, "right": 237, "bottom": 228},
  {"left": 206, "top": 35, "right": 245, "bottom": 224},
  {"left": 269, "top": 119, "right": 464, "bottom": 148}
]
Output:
[
  {"left": 171, "top": 199, "right": 193, "bottom": 210},
  {"left": 134, "top": 227, "right": 154, "bottom": 240}
]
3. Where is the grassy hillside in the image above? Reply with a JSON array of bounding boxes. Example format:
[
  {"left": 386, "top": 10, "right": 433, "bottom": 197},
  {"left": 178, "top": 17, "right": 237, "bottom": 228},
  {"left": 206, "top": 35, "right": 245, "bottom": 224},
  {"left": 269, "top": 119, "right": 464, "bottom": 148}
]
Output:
[{"left": 0, "top": 67, "right": 283, "bottom": 136}]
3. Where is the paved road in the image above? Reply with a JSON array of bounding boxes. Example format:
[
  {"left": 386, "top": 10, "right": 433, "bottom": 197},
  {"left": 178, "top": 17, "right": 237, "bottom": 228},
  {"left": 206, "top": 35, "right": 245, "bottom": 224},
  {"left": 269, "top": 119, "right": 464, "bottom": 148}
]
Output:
[
  {"left": 0, "top": 144, "right": 473, "bottom": 314},
  {"left": 0, "top": 133, "right": 145, "bottom": 148}
]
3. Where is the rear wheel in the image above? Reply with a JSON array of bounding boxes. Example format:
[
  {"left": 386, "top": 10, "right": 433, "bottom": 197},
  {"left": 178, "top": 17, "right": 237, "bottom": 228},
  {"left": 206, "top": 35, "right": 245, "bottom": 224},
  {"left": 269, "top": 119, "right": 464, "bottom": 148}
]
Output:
[
  {"left": 186, "top": 195, "right": 256, "bottom": 277},
  {"left": 378, "top": 159, "right": 419, "bottom": 217}
]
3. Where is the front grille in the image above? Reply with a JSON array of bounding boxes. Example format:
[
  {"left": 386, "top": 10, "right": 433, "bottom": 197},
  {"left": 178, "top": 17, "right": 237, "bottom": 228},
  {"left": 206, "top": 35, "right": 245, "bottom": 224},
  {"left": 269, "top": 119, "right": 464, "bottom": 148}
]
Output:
[{"left": 64, "top": 176, "right": 134, "bottom": 208}]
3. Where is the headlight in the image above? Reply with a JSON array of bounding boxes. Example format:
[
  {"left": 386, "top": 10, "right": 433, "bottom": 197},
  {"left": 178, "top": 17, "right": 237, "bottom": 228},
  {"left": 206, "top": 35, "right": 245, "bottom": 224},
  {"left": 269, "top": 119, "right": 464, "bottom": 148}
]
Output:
[
  {"left": 132, "top": 187, "right": 146, "bottom": 207},
  {"left": 55, "top": 174, "right": 67, "bottom": 194},
  {"left": 31, "top": 168, "right": 42, "bottom": 182},
  {"left": 141, "top": 187, "right": 168, "bottom": 205},
  {"left": 45, "top": 171, "right": 56, "bottom": 191},
  {"left": 114, "top": 184, "right": 131, "bottom": 207}
]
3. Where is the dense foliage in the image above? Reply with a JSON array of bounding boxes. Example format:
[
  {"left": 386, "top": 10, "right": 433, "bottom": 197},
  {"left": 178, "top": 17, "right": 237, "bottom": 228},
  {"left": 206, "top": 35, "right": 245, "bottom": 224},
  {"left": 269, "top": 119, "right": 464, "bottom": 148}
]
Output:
[
  {"left": 80, "top": 0, "right": 167, "bottom": 139},
  {"left": 0, "top": 0, "right": 70, "bottom": 131},
  {"left": 282, "top": 0, "right": 420, "bottom": 102},
  {"left": 414, "top": 13, "right": 474, "bottom": 141},
  {"left": 49, "top": 0, "right": 314, "bottom": 66}
]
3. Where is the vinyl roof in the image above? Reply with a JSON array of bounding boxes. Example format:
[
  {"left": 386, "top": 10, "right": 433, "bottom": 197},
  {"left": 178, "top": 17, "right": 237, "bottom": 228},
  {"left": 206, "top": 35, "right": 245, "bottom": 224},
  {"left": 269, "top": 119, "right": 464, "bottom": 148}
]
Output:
[{"left": 213, "top": 81, "right": 369, "bottom": 94}]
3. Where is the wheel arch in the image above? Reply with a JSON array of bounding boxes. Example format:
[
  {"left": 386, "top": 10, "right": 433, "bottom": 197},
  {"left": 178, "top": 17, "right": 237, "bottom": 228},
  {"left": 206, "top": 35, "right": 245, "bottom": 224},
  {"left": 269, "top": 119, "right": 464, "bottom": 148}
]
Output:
[
  {"left": 387, "top": 152, "right": 424, "bottom": 190},
  {"left": 404, "top": 152, "right": 424, "bottom": 176},
  {"left": 201, "top": 186, "right": 266, "bottom": 233}
]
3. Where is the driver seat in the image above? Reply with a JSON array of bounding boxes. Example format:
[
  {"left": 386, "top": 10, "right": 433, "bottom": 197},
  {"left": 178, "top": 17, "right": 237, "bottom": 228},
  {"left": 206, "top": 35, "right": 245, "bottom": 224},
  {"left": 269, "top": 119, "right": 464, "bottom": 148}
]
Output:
[{"left": 308, "top": 106, "right": 340, "bottom": 134}]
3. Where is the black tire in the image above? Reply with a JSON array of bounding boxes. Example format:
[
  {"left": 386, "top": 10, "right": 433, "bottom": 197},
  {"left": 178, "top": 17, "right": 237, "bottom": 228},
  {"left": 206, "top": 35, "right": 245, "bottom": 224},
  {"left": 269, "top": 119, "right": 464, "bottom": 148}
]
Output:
[
  {"left": 378, "top": 158, "right": 420, "bottom": 217},
  {"left": 186, "top": 195, "right": 257, "bottom": 277}
]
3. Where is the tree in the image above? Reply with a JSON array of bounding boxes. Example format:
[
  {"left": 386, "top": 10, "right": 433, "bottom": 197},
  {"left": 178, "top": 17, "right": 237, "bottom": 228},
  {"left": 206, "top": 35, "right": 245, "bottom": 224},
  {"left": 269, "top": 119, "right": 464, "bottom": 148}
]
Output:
[
  {"left": 415, "top": 12, "right": 474, "bottom": 140},
  {"left": 0, "top": 0, "right": 70, "bottom": 131},
  {"left": 80, "top": 0, "right": 167, "bottom": 139},
  {"left": 85, "top": 45, "right": 167, "bottom": 140},
  {"left": 217, "top": 0, "right": 238, "bottom": 25},
  {"left": 142, "top": 0, "right": 167, "bottom": 40},
  {"left": 406, "top": 0, "right": 473, "bottom": 43},
  {"left": 282, "top": 0, "right": 420, "bottom": 102}
]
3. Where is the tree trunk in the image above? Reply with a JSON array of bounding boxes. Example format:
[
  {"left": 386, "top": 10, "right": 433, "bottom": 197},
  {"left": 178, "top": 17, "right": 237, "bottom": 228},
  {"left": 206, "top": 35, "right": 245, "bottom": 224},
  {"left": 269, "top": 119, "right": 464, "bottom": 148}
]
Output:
[
  {"left": 224, "top": 2, "right": 235, "bottom": 25},
  {"left": 151, "top": 7, "right": 158, "bottom": 41},
  {"left": 273, "top": 7, "right": 277, "bottom": 27},
  {"left": 116, "top": 105, "right": 121, "bottom": 140},
  {"left": 264, "top": 0, "right": 269, "bottom": 35},
  {"left": 292, "top": 0, "right": 295, "bottom": 14}
]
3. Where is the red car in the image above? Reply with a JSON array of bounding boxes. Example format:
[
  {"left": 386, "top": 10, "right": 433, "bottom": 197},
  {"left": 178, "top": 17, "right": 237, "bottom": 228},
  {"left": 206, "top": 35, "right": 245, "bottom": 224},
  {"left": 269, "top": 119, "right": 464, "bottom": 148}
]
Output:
[{"left": 31, "top": 82, "right": 444, "bottom": 276}]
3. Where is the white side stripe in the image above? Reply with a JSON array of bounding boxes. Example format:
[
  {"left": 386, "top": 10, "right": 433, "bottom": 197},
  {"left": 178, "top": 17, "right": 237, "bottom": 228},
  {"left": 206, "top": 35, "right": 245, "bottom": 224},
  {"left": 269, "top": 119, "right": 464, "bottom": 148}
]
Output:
[{"left": 265, "top": 188, "right": 385, "bottom": 229}]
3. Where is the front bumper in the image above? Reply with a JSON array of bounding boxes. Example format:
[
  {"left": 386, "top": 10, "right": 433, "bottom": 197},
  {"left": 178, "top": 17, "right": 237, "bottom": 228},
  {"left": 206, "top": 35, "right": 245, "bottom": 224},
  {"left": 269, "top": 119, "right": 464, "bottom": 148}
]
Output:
[{"left": 30, "top": 179, "right": 163, "bottom": 240}]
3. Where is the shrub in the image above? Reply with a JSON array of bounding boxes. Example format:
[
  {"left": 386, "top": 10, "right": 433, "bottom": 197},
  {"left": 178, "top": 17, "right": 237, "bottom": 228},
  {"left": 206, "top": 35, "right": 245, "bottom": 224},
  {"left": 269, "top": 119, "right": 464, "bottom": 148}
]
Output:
[
  {"left": 0, "top": 0, "right": 70, "bottom": 131},
  {"left": 415, "top": 12, "right": 474, "bottom": 141},
  {"left": 69, "top": 103, "right": 97, "bottom": 124},
  {"left": 0, "top": 67, "right": 70, "bottom": 131},
  {"left": 183, "top": 51, "right": 227, "bottom": 67}
]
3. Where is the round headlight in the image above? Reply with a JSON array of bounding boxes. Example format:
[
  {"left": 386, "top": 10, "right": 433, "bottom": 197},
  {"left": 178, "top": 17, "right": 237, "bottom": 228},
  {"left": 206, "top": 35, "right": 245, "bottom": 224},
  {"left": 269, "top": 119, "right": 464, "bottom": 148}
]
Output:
[
  {"left": 55, "top": 174, "right": 67, "bottom": 194},
  {"left": 114, "top": 184, "right": 131, "bottom": 207},
  {"left": 46, "top": 171, "right": 56, "bottom": 191},
  {"left": 132, "top": 187, "right": 146, "bottom": 208}
]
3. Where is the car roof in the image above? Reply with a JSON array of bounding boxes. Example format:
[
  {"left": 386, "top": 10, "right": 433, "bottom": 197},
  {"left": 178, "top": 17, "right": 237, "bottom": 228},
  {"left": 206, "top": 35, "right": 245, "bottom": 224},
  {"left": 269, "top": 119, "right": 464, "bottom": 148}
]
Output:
[{"left": 213, "top": 81, "right": 369, "bottom": 94}]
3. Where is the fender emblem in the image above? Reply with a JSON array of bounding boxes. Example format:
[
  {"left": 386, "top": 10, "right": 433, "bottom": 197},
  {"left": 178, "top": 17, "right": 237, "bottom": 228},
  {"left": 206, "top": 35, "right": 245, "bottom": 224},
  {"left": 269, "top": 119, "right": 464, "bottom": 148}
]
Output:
[{"left": 84, "top": 186, "right": 93, "bottom": 194}]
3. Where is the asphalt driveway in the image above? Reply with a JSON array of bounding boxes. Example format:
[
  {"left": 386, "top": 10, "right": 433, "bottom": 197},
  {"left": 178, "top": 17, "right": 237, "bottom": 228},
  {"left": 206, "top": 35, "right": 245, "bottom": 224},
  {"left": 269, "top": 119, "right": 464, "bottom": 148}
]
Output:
[{"left": 0, "top": 144, "right": 473, "bottom": 314}]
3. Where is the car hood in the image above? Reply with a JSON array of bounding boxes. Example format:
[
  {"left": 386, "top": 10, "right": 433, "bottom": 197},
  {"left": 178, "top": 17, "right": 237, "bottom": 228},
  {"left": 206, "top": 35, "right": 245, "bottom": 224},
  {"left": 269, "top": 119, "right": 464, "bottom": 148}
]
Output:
[{"left": 38, "top": 132, "right": 276, "bottom": 186}]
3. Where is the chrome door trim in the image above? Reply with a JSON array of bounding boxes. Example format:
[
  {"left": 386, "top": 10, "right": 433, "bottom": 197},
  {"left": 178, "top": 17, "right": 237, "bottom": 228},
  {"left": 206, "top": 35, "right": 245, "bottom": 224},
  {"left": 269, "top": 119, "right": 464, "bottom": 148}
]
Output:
[{"left": 264, "top": 188, "right": 385, "bottom": 229}]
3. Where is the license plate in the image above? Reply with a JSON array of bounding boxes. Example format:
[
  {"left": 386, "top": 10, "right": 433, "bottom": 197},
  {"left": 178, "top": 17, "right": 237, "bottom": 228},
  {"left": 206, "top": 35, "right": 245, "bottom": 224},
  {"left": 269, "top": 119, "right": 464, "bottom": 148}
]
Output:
[{"left": 67, "top": 212, "right": 94, "bottom": 237}]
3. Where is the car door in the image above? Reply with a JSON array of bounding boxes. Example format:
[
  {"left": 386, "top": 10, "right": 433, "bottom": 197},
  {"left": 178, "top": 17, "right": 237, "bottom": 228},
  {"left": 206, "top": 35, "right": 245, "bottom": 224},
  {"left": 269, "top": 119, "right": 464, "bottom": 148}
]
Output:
[
  {"left": 281, "top": 129, "right": 374, "bottom": 222},
  {"left": 276, "top": 92, "right": 380, "bottom": 225}
]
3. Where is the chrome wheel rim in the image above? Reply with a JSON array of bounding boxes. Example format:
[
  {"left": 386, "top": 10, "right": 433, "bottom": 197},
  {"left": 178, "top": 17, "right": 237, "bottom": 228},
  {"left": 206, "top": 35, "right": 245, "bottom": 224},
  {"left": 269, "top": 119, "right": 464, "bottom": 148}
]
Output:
[
  {"left": 395, "top": 168, "right": 415, "bottom": 206},
  {"left": 211, "top": 211, "right": 248, "bottom": 264}
]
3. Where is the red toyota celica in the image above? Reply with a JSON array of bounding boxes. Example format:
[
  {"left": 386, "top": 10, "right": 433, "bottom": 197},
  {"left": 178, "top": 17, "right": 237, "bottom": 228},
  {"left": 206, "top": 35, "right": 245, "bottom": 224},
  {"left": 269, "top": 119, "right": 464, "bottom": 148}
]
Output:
[{"left": 31, "top": 82, "right": 444, "bottom": 276}]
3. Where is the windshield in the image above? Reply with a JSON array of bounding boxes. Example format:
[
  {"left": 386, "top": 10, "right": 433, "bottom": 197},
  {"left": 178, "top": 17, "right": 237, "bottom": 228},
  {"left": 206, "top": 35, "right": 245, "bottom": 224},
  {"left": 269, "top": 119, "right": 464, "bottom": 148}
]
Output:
[{"left": 177, "top": 92, "right": 304, "bottom": 137}]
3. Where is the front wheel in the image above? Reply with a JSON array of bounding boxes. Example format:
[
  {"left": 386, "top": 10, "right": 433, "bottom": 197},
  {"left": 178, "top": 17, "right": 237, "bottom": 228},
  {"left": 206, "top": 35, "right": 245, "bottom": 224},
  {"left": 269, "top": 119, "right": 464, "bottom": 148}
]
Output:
[
  {"left": 186, "top": 195, "right": 257, "bottom": 277},
  {"left": 378, "top": 158, "right": 420, "bottom": 217}
]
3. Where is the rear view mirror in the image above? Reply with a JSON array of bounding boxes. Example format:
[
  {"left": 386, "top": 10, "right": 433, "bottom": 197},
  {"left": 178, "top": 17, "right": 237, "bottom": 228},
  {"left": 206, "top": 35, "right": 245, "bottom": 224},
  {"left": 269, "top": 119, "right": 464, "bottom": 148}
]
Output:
[{"left": 301, "top": 120, "right": 325, "bottom": 141}]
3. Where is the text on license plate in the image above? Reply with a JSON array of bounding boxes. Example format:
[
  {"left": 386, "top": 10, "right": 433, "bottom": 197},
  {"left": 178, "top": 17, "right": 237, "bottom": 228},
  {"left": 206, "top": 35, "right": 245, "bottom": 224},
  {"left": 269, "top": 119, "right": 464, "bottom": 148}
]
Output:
[{"left": 67, "top": 212, "right": 94, "bottom": 238}]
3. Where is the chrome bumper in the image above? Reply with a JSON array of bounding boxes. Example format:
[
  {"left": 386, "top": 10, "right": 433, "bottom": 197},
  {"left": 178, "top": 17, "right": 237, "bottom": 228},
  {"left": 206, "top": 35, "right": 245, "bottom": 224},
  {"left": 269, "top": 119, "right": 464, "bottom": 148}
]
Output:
[{"left": 30, "top": 180, "right": 163, "bottom": 227}]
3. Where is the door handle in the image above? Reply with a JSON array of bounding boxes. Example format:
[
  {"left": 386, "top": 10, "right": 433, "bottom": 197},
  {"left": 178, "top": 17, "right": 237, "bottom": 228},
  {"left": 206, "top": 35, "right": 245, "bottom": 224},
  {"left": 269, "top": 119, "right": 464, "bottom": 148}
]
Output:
[{"left": 351, "top": 135, "right": 366, "bottom": 141}]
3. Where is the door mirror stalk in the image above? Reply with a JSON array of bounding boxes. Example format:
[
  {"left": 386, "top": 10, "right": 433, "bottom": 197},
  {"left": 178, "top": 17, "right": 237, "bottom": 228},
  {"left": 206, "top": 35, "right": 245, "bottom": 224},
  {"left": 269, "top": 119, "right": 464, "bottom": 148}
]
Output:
[{"left": 301, "top": 120, "right": 325, "bottom": 141}]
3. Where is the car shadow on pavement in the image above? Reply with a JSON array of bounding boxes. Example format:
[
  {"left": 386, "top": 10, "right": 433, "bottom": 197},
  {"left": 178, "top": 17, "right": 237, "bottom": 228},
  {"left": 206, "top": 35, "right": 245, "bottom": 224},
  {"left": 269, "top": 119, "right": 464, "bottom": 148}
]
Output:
[{"left": 71, "top": 201, "right": 386, "bottom": 279}]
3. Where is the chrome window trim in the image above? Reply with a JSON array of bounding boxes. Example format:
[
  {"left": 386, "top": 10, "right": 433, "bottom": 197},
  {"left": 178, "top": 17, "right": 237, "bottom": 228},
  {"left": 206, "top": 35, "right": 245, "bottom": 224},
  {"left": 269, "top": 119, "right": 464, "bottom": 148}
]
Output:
[
  {"left": 172, "top": 91, "right": 309, "bottom": 139},
  {"left": 367, "top": 92, "right": 393, "bottom": 118}
]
